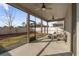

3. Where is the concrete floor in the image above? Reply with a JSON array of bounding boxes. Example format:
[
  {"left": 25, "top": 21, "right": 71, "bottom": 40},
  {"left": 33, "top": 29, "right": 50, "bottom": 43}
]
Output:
[{"left": 0, "top": 35, "right": 72, "bottom": 56}]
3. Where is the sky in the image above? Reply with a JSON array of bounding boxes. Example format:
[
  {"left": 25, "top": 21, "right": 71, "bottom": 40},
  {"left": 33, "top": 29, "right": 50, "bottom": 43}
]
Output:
[
  {"left": 0, "top": 3, "right": 27, "bottom": 27},
  {"left": 0, "top": 3, "right": 52, "bottom": 27}
]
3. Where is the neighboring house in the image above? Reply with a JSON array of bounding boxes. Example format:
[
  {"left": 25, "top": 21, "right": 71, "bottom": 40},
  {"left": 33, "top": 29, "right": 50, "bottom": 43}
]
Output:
[{"left": 0, "top": 26, "right": 26, "bottom": 35}]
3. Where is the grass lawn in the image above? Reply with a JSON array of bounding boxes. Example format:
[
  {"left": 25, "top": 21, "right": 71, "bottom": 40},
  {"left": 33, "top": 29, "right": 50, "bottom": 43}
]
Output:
[{"left": 0, "top": 35, "right": 27, "bottom": 48}]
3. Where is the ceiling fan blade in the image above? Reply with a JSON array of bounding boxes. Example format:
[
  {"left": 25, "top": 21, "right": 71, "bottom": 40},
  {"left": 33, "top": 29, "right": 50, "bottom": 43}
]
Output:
[
  {"left": 47, "top": 18, "right": 65, "bottom": 22},
  {"left": 54, "top": 18, "right": 65, "bottom": 21},
  {"left": 46, "top": 8, "right": 52, "bottom": 10},
  {"left": 34, "top": 8, "right": 41, "bottom": 10}
]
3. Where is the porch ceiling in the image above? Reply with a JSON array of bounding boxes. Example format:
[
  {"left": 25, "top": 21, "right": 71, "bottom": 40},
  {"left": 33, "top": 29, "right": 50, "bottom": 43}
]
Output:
[{"left": 9, "top": 3, "right": 71, "bottom": 21}]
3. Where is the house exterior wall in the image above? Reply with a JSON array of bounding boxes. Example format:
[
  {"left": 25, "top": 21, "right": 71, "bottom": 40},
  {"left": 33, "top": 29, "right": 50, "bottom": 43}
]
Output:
[
  {"left": 64, "top": 4, "right": 72, "bottom": 52},
  {"left": 76, "top": 3, "right": 79, "bottom": 55}
]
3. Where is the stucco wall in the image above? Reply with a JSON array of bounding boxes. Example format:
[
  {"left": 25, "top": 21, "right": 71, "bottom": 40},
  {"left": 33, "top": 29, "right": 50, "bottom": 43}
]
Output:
[{"left": 77, "top": 3, "right": 79, "bottom": 55}]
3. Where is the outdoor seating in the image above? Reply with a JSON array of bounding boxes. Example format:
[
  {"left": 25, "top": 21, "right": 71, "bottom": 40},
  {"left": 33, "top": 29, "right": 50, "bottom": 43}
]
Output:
[{"left": 48, "top": 31, "right": 67, "bottom": 42}]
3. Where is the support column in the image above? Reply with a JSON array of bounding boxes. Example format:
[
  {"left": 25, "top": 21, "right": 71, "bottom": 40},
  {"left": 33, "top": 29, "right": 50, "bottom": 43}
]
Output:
[
  {"left": 71, "top": 3, "right": 76, "bottom": 55},
  {"left": 41, "top": 19, "right": 43, "bottom": 34},
  {"left": 27, "top": 14, "right": 30, "bottom": 43},
  {"left": 44, "top": 26, "right": 45, "bottom": 33},
  {"left": 47, "top": 22, "right": 48, "bottom": 34}
]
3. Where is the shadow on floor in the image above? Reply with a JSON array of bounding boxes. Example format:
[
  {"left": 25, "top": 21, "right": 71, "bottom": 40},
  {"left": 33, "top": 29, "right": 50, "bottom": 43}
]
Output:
[
  {"left": 44, "top": 52, "right": 72, "bottom": 56},
  {"left": 31, "top": 35, "right": 66, "bottom": 43},
  {"left": 37, "top": 39, "right": 53, "bottom": 56},
  {"left": 0, "top": 46, "right": 8, "bottom": 54},
  {"left": 31, "top": 39, "right": 65, "bottom": 43},
  {"left": 0, "top": 52, "right": 11, "bottom": 56},
  {"left": 0, "top": 46, "right": 11, "bottom": 56}
]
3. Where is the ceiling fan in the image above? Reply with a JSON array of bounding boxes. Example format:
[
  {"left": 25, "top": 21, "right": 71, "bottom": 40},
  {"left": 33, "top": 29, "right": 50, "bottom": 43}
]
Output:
[
  {"left": 52, "top": 16, "right": 65, "bottom": 21},
  {"left": 35, "top": 3, "right": 52, "bottom": 11},
  {"left": 51, "top": 16, "right": 65, "bottom": 21},
  {"left": 52, "top": 16, "right": 55, "bottom": 20}
]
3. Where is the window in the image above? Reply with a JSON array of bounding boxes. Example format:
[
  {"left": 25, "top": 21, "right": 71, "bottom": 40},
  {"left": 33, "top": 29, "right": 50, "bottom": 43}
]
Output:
[{"left": 0, "top": 4, "right": 28, "bottom": 54}]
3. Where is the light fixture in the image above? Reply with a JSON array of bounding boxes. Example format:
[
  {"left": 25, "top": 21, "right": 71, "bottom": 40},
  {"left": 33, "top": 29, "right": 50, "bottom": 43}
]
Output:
[
  {"left": 42, "top": 3, "right": 46, "bottom": 11},
  {"left": 42, "top": 8, "right": 46, "bottom": 11}
]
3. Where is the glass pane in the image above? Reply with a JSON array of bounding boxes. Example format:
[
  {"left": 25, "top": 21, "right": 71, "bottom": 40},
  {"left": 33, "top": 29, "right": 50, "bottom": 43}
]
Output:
[
  {"left": 0, "top": 3, "right": 28, "bottom": 54},
  {"left": 30, "top": 15, "right": 35, "bottom": 21},
  {"left": 42, "top": 20, "right": 47, "bottom": 35}
]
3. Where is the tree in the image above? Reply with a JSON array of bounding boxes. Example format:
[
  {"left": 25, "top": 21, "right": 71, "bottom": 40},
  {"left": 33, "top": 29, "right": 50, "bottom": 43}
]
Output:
[{"left": 1, "top": 4, "right": 16, "bottom": 33}]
